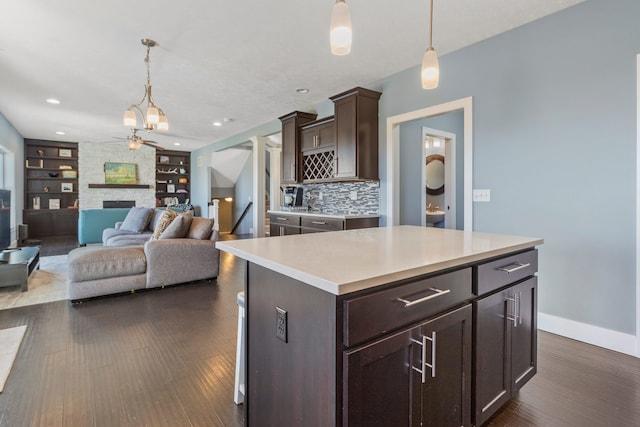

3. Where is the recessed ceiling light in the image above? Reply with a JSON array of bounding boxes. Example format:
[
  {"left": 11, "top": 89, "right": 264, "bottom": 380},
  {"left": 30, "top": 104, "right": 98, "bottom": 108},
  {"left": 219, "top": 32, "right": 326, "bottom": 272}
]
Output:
[
  {"left": 213, "top": 121, "right": 222, "bottom": 127},
  {"left": 46, "top": 98, "right": 61, "bottom": 104},
  {"left": 55, "top": 131, "right": 65, "bottom": 135},
  {"left": 173, "top": 142, "right": 181, "bottom": 146},
  {"left": 296, "top": 88, "right": 309, "bottom": 94}
]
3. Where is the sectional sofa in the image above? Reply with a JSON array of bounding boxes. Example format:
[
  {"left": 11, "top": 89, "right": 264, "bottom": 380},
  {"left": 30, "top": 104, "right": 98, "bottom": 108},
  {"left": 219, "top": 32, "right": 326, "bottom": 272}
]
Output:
[{"left": 68, "top": 207, "right": 219, "bottom": 301}]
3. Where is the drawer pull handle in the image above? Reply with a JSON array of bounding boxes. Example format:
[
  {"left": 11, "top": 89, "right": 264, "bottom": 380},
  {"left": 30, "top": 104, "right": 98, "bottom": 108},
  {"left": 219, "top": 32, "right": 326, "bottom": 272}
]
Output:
[
  {"left": 311, "top": 221, "right": 327, "bottom": 225},
  {"left": 276, "top": 217, "right": 289, "bottom": 221},
  {"left": 497, "top": 262, "right": 530, "bottom": 273},
  {"left": 396, "top": 288, "right": 450, "bottom": 308},
  {"left": 411, "top": 331, "right": 437, "bottom": 383}
]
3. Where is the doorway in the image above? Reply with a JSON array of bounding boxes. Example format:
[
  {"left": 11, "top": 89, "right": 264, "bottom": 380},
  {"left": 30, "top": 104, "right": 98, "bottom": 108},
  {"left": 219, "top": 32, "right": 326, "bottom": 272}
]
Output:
[
  {"left": 422, "top": 127, "right": 456, "bottom": 229},
  {"left": 386, "top": 97, "right": 473, "bottom": 230}
]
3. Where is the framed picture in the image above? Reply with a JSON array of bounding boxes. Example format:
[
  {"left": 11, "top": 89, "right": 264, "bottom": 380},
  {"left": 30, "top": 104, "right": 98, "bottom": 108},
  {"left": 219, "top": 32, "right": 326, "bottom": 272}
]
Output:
[
  {"left": 159, "top": 155, "right": 170, "bottom": 164},
  {"left": 167, "top": 184, "right": 176, "bottom": 193},
  {"left": 59, "top": 148, "right": 72, "bottom": 157},
  {"left": 61, "top": 182, "right": 73, "bottom": 192},
  {"left": 104, "top": 162, "right": 137, "bottom": 184},
  {"left": 61, "top": 170, "right": 77, "bottom": 179},
  {"left": 49, "top": 199, "right": 60, "bottom": 210},
  {"left": 26, "top": 159, "right": 43, "bottom": 169}
]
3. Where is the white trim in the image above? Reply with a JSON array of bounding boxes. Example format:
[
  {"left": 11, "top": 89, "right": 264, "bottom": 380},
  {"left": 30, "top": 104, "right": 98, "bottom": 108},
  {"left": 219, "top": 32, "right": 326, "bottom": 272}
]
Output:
[
  {"left": 539, "top": 313, "right": 637, "bottom": 357},
  {"left": 636, "top": 54, "right": 640, "bottom": 357},
  {"left": 386, "top": 97, "right": 473, "bottom": 230}
]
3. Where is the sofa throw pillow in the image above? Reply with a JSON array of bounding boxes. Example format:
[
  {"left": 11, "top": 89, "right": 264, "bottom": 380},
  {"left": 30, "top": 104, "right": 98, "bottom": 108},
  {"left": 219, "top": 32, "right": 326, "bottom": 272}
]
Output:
[
  {"left": 150, "top": 208, "right": 166, "bottom": 232},
  {"left": 119, "top": 207, "right": 154, "bottom": 233},
  {"left": 188, "top": 217, "right": 215, "bottom": 240},
  {"left": 151, "top": 209, "right": 178, "bottom": 240},
  {"left": 159, "top": 211, "right": 194, "bottom": 239}
]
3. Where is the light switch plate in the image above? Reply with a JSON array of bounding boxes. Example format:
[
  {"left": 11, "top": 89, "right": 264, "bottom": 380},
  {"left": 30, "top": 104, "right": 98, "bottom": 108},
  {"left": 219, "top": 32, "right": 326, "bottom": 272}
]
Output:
[{"left": 473, "top": 189, "right": 491, "bottom": 202}]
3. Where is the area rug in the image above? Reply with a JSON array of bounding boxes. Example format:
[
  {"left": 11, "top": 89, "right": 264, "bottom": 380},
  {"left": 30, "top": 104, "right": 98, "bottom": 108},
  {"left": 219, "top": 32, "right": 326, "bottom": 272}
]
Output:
[
  {"left": 0, "top": 255, "right": 67, "bottom": 310},
  {"left": 0, "top": 325, "right": 27, "bottom": 392}
]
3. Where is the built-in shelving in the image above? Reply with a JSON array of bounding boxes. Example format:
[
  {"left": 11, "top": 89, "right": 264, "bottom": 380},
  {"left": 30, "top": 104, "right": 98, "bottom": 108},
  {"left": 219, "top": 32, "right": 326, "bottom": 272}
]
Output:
[{"left": 156, "top": 150, "right": 190, "bottom": 207}]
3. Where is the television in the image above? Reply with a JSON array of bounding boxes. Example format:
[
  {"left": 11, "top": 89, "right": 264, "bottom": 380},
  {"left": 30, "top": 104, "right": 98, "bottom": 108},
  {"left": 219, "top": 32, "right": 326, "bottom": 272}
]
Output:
[{"left": 0, "top": 189, "right": 11, "bottom": 251}]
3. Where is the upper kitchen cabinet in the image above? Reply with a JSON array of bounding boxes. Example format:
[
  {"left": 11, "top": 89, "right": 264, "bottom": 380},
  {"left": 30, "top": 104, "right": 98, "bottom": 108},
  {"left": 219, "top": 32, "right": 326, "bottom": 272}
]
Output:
[
  {"left": 330, "top": 87, "right": 382, "bottom": 180},
  {"left": 279, "top": 111, "right": 317, "bottom": 184}
]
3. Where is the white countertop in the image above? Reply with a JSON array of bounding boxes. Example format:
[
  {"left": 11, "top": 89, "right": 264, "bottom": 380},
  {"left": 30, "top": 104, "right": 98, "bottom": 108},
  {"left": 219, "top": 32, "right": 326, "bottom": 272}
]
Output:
[
  {"left": 268, "top": 210, "right": 379, "bottom": 219},
  {"left": 216, "top": 225, "right": 543, "bottom": 296}
]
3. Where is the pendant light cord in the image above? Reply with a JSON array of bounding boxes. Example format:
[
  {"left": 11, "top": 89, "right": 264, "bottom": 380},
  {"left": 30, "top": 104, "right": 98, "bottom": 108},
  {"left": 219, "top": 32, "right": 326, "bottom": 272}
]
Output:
[{"left": 429, "top": 0, "right": 434, "bottom": 50}]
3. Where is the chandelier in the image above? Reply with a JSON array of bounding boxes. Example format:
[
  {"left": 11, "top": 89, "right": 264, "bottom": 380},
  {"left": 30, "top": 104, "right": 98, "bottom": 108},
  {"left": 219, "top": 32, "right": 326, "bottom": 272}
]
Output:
[{"left": 123, "top": 39, "right": 169, "bottom": 131}]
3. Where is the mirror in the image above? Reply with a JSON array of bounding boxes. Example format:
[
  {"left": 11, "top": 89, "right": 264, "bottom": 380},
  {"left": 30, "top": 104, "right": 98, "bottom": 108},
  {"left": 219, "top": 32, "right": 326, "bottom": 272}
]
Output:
[{"left": 426, "top": 154, "right": 444, "bottom": 195}]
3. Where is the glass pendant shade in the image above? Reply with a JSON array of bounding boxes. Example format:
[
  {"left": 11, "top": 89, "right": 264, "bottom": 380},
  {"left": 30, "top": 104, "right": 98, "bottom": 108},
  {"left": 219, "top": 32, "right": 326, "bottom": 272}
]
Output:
[
  {"left": 421, "top": 47, "right": 440, "bottom": 89},
  {"left": 157, "top": 113, "right": 169, "bottom": 131},
  {"left": 128, "top": 140, "right": 141, "bottom": 150},
  {"left": 123, "top": 109, "right": 137, "bottom": 127},
  {"left": 330, "top": 0, "right": 352, "bottom": 55},
  {"left": 146, "top": 106, "right": 159, "bottom": 124}
]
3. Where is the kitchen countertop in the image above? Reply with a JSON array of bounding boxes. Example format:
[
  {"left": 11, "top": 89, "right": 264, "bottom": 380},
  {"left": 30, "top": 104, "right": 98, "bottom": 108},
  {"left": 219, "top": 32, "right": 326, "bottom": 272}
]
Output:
[
  {"left": 268, "top": 210, "right": 379, "bottom": 219},
  {"left": 216, "top": 225, "right": 543, "bottom": 295}
]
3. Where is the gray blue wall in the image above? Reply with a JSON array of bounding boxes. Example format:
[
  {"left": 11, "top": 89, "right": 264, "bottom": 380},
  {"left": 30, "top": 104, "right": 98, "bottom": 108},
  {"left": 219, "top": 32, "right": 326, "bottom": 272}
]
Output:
[
  {"left": 0, "top": 113, "right": 25, "bottom": 236},
  {"left": 192, "top": 0, "right": 639, "bottom": 338}
]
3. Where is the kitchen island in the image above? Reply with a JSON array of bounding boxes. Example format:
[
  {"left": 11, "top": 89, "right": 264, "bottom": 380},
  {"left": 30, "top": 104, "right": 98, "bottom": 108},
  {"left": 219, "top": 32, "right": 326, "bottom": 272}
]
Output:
[{"left": 217, "top": 225, "right": 543, "bottom": 426}]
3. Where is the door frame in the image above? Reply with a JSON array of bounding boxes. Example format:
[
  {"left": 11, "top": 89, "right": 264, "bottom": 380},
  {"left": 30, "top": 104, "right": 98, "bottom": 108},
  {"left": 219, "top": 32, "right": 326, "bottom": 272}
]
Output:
[{"left": 386, "top": 97, "right": 473, "bottom": 230}]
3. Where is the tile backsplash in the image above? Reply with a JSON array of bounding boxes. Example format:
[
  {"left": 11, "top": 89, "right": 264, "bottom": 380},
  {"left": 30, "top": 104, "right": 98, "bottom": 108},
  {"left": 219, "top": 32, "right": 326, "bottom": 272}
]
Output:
[{"left": 302, "top": 181, "right": 379, "bottom": 215}]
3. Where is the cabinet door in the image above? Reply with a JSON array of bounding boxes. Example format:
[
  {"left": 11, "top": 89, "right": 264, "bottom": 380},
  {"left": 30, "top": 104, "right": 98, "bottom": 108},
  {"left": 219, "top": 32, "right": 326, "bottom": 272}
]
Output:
[
  {"left": 301, "top": 127, "right": 316, "bottom": 152},
  {"left": 334, "top": 96, "right": 357, "bottom": 178},
  {"left": 511, "top": 277, "right": 537, "bottom": 392},
  {"left": 317, "top": 121, "right": 336, "bottom": 149},
  {"left": 474, "top": 288, "right": 512, "bottom": 425},
  {"left": 420, "top": 304, "right": 472, "bottom": 427},
  {"left": 269, "top": 224, "right": 300, "bottom": 236},
  {"left": 281, "top": 118, "right": 298, "bottom": 183},
  {"left": 343, "top": 325, "right": 419, "bottom": 427},
  {"left": 343, "top": 305, "right": 472, "bottom": 427}
]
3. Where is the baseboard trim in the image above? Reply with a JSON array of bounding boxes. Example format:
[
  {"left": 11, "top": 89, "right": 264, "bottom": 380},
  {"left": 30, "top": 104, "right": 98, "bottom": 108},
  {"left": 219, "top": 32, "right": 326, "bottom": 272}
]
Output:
[{"left": 538, "top": 312, "right": 638, "bottom": 357}]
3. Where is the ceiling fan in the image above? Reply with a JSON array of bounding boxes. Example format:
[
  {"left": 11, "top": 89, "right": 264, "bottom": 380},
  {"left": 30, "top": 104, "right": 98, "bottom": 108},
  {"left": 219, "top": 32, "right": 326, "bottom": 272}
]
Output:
[{"left": 109, "top": 129, "right": 165, "bottom": 151}]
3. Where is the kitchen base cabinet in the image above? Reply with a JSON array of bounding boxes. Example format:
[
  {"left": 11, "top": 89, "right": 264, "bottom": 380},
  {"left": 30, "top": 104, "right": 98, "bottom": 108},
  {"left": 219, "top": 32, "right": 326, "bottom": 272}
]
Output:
[
  {"left": 344, "top": 304, "right": 472, "bottom": 427},
  {"left": 474, "top": 277, "right": 537, "bottom": 426}
]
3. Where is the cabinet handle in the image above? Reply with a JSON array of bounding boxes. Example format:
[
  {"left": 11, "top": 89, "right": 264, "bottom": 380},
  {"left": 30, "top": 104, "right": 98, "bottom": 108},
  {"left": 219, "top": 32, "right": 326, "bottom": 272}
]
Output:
[
  {"left": 276, "top": 217, "right": 289, "bottom": 221},
  {"left": 516, "top": 291, "right": 522, "bottom": 326},
  {"left": 506, "top": 295, "right": 518, "bottom": 327},
  {"left": 497, "top": 262, "right": 530, "bottom": 273},
  {"left": 279, "top": 226, "right": 284, "bottom": 236},
  {"left": 396, "top": 288, "right": 450, "bottom": 308},
  {"left": 311, "top": 221, "right": 327, "bottom": 225},
  {"left": 412, "top": 331, "right": 437, "bottom": 383}
]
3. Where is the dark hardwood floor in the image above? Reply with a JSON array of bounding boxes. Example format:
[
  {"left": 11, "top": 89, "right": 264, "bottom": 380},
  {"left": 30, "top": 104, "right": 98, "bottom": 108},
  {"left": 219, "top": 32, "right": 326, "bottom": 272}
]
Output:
[{"left": 1, "top": 245, "right": 639, "bottom": 426}]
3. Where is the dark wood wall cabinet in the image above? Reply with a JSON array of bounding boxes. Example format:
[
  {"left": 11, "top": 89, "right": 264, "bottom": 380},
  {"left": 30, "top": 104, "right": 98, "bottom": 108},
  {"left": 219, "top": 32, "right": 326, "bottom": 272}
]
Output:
[
  {"left": 279, "top": 87, "right": 381, "bottom": 184},
  {"left": 156, "top": 150, "right": 190, "bottom": 207},
  {"left": 245, "top": 248, "right": 539, "bottom": 426},
  {"left": 23, "top": 139, "right": 79, "bottom": 237},
  {"left": 268, "top": 213, "right": 378, "bottom": 237}
]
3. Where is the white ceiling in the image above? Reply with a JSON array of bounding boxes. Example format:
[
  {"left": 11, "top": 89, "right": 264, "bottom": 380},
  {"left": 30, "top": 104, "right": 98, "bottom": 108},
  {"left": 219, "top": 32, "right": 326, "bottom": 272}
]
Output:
[{"left": 0, "top": 0, "right": 585, "bottom": 152}]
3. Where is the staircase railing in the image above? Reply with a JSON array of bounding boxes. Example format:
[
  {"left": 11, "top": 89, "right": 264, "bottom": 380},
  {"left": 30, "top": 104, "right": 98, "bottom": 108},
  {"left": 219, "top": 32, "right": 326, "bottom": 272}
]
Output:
[{"left": 231, "top": 201, "right": 253, "bottom": 235}]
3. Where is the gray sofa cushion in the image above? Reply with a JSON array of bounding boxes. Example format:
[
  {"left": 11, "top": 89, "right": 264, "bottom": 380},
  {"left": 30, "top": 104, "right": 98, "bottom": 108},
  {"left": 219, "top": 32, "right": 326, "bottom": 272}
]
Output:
[
  {"left": 120, "top": 207, "right": 154, "bottom": 233},
  {"left": 159, "top": 211, "right": 193, "bottom": 239},
  {"left": 68, "top": 246, "right": 146, "bottom": 282},
  {"left": 188, "top": 217, "right": 214, "bottom": 239}
]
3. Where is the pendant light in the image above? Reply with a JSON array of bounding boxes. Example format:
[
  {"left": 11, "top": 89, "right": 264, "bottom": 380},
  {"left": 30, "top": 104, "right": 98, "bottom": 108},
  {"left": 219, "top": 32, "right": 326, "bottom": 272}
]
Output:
[
  {"left": 421, "top": 0, "right": 440, "bottom": 89},
  {"left": 123, "top": 39, "right": 169, "bottom": 131},
  {"left": 330, "top": 0, "right": 352, "bottom": 56}
]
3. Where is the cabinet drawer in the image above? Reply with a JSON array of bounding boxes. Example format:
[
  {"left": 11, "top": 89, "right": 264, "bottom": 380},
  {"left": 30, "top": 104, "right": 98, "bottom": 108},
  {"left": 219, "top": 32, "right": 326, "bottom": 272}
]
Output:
[
  {"left": 475, "top": 249, "right": 538, "bottom": 296},
  {"left": 301, "top": 216, "right": 344, "bottom": 232},
  {"left": 270, "top": 214, "right": 301, "bottom": 226},
  {"left": 343, "top": 268, "right": 472, "bottom": 347}
]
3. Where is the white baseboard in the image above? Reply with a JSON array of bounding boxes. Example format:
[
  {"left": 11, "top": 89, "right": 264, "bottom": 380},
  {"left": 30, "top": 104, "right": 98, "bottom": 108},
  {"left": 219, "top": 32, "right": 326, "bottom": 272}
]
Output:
[{"left": 538, "top": 312, "right": 638, "bottom": 357}]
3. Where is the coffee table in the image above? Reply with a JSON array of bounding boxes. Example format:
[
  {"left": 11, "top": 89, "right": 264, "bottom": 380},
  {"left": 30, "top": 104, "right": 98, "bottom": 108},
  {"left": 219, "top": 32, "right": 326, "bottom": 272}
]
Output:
[{"left": 0, "top": 246, "right": 40, "bottom": 291}]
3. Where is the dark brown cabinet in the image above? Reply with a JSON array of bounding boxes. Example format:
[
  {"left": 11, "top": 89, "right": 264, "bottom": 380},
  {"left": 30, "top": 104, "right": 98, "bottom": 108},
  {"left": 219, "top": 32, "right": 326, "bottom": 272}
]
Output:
[
  {"left": 268, "top": 213, "right": 378, "bottom": 236},
  {"left": 344, "top": 304, "right": 472, "bottom": 427},
  {"left": 330, "top": 87, "right": 382, "bottom": 180},
  {"left": 279, "top": 111, "right": 317, "bottom": 184},
  {"left": 473, "top": 252, "right": 538, "bottom": 426},
  {"left": 156, "top": 150, "right": 190, "bottom": 207},
  {"left": 301, "top": 117, "right": 335, "bottom": 152},
  {"left": 23, "top": 139, "right": 79, "bottom": 238}
]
